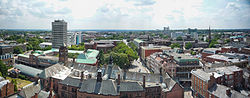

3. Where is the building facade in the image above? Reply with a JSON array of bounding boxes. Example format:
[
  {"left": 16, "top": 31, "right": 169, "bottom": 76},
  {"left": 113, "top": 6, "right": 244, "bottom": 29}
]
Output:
[{"left": 52, "top": 20, "right": 67, "bottom": 49}]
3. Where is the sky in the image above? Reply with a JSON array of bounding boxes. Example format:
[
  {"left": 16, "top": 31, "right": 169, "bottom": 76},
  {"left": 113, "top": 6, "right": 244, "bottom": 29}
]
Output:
[{"left": 0, "top": 0, "right": 249, "bottom": 30}]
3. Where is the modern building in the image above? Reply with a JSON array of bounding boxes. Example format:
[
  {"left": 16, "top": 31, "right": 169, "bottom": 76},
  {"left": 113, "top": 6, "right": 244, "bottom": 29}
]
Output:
[
  {"left": 52, "top": 20, "right": 67, "bottom": 48},
  {"left": 39, "top": 42, "right": 52, "bottom": 48},
  {"left": 161, "top": 49, "right": 202, "bottom": 86}
]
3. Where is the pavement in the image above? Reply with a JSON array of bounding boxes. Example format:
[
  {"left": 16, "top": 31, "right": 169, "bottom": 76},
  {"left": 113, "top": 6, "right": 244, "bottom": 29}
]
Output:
[{"left": 129, "top": 59, "right": 150, "bottom": 73}]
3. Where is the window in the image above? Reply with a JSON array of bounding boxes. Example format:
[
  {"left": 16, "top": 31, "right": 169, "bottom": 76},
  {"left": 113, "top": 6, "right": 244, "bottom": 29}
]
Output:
[
  {"left": 62, "top": 86, "right": 67, "bottom": 90},
  {"left": 72, "top": 88, "right": 77, "bottom": 92}
]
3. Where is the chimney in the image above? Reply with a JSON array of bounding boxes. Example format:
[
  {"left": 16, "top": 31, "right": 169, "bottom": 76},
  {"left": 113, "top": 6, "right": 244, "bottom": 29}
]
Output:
[
  {"left": 117, "top": 74, "right": 120, "bottom": 85},
  {"left": 49, "top": 77, "right": 53, "bottom": 98},
  {"left": 97, "top": 69, "right": 102, "bottom": 82},
  {"left": 34, "top": 93, "right": 38, "bottom": 98},
  {"left": 159, "top": 67, "right": 162, "bottom": 75},
  {"left": 143, "top": 75, "right": 146, "bottom": 88},
  {"left": 226, "top": 88, "right": 231, "bottom": 96},
  {"left": 73, "top": 57, "right": 76, "bottom": 64},
  {"left": 117, "top": 74, "right": 120, "bottom": 93},
  {"left": 81, "top": 71, "right": 84, "bottom": 81}
]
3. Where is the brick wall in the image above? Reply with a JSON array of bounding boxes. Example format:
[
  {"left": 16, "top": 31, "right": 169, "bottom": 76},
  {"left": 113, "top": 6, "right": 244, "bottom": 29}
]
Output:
[{"left": 0, "top": 82, "right": 15, "bottom": 97}]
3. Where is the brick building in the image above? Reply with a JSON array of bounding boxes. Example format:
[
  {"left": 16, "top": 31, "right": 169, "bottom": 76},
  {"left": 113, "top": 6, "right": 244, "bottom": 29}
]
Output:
[
  {"left": 201, "top": 48, "right": 221, "bottom": 60},
  {"left": 191, "top": 69, "right": 249, "bottom": 98},
  {"left": 141, "top": 45, "right": 170, "bottom": 61},
  {"left": 0, "top": 77, "right": 15, "bottom": 97},
  {"left": 204, "top": 53, "right": 248, "bottom": 68}
]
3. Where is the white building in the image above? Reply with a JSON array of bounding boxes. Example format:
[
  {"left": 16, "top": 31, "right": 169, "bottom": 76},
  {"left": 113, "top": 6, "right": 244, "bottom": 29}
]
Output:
[
  {"left": 67, "top": 32, "right": 82, "bottom": 46},
  {"left": 39, "top": 42, "right": 52, "bottom": 48},
  {"left": 171, "top": 32, "right": 185, "bottom": 39}
]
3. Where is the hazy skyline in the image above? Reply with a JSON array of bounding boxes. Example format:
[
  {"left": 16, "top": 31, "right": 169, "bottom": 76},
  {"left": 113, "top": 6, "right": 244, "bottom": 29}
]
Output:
[{"left": 0, "top": 0, "right": 250, "bottom": 30}]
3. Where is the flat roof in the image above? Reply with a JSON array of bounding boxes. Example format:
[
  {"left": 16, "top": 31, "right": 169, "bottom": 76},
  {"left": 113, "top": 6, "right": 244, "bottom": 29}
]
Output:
[
  {"left": 141, "top": 46, "right": 171, "bottom": 50},
  {"left": 207, "top": 54, "right": 246, "bottom": 63},
  {"left": 191, "top": 69, "right": 211, "bottom": 82},
  {"left": 134, "top": 39, "right": 144, "bottom": 43}
]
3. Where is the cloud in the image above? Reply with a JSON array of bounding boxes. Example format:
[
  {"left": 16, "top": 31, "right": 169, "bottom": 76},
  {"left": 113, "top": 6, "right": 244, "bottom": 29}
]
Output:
[
  {"left": 126, "top": 0, "right": 156, "bottom": 6},
  {"left": 0, "top": 0, "right": 249, "bottom": 29}
]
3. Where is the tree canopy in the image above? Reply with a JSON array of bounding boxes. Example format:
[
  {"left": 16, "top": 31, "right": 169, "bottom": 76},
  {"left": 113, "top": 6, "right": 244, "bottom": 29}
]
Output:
[
  {"left": 68, "top": 43, "right": 85, "bottom": 51},
  {"left": 111, "top": 42, "right": 139, "bottom": 69},
  {"left": 13, "top": 46, "right": 23, "bottom": 54},
  {"left": 185, "top": 42, "right": 192, "bottom": 49},
  {"left": 170, "top": 43, "right": 181, "bottom": 49},
  {"left": 0, "top": 60, "right": 8, "bottom": 78},
  {"left": 176, "top": 36, "right": 183, "bottom": 41}
]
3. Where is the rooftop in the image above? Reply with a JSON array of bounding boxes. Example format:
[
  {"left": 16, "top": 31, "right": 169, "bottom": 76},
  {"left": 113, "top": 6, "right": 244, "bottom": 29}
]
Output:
[
  {"left": 191, "top": 69, "right": 211, "bottom": 82},
  {"left": 134, "top": 39, "right": 144, "bottom": 43},
  {"left": 208, "top": 84, "right": 248, "bottom": 98},
  {"left": 15, "top": 64, "right": 43, "bottom": 77}
]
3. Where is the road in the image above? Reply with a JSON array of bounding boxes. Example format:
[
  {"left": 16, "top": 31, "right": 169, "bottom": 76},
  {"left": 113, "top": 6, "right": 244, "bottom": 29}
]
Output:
[{"left": 129, "top": 59, "right": 150, "bottom": 73}]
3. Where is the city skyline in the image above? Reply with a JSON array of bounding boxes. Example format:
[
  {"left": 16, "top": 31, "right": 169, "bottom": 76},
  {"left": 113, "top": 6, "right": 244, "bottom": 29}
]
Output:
[{"left": 0, "top": 0, "right": 250, "bottom": 30}]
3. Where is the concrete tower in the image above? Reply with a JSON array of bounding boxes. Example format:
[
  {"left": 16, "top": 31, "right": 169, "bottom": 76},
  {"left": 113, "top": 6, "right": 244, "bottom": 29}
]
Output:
[{"left": 52, "top": 20, "right": 67, "bottom": 49}]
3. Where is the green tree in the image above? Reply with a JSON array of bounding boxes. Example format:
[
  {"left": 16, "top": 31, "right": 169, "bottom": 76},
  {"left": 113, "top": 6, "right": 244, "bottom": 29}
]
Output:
[
  {"left": 190, "top": 50, "right": 196, "bottom": 55},
  {"left": 99, "top": 50, "right": 105, "bottom": 66},
  {"left": 170, "top": 43, "right": 180, "bottom": 49},
  {"left": 0, "top": 60, "right": 8, "bottom": 77},
  {"left": 11, "top": 79, "right": 18, "bottom": 92},
  {"left": 176, "top": 36, "right": 183, "bottom": 41},
  {"left": 111, "top": 52, "right": 130, "bottom": 69},
  {"left": 13, "top": 46, "right": 23, "bottom": 54},
  {"left": 185, "top": 42, "right": 192, "bottom": 49},
  {"left": 42, "top": 46, "right": 52, "bottom": 51}
]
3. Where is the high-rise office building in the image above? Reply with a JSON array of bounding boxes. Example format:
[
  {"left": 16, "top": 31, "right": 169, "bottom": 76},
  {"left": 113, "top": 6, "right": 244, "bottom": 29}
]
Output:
[{"left": 52, "top": 20, "right": 67, "bottom": 48}]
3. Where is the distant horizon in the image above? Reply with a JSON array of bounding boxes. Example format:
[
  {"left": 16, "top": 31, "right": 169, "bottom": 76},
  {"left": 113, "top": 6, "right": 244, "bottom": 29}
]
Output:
[{"left": 1, "top": 28, "right": 250, "bottom": 31}]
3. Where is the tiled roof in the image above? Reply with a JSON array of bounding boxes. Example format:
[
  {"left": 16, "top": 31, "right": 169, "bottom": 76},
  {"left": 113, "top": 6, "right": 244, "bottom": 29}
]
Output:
[
  {"left": 120, "top": 82, "right": 144, "bottom": 92},
  {"left": 79, "top": 79, "right": 119, "bottom": 96},
  {"left": 59, "top": 77, "right": 81, "bottom": 87}
]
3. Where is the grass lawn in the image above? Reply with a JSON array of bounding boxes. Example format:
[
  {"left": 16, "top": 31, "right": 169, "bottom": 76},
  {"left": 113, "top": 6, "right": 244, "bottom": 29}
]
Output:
[{"left": 6, "top": 77, "right": 32, "bottom": 89}]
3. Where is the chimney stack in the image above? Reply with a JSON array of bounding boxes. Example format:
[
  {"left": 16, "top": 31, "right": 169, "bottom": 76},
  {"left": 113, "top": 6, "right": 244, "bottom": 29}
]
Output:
[
  {"left": 81, "top": 71, "right": 84, "bottom": 81},
  {"left": 143, "top": 75, "right": 146, "bottom": 88},
  {"left": 49, "top": 77, "right": 53, "bottom": 98},
  {"left": 97, "top": 69, "right": 102, "bottom": 82},
  {"left": 159, "top": 67, "right": 162, "bottom": 75},
  {"left": 117, "top": 74, "right": 120, "bottom": 85},
  {"left": 117, "top": 74, "right": 120, "bottom": 93},
  {"left": 73, "top": 57, "right": 76, "bottom": 64},
  {"left": 226, "top": 88, "right": 231, "bottom": 96},
  {"left": 34, "top": 93, "right": 38, "bottom": 98}
]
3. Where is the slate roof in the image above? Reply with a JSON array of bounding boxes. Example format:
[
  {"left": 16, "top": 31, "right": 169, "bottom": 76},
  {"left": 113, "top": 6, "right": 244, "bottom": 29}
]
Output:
[
  {"left": 120, "top": 82, "right": 144, "bottom": 92},
  {"left": 208, "top": 84, "right": 249, "bottom": 98},
  {"left": 163, "top": 73, "right": 177, "bottom": 92},
  {"left": 38, "top": 90, "right": 55, "bottom": 98},
  {"left": 15, "top": 64, "right": 43, "bottom": 77},
  {"left": 79, "top": 79, "right": 119, "bottom": 96},
  {"left": 123, "top": 72, "right": 161, "bottom": 83},
  {"left": 191, "top": 69, "right": 211, "bottom": 82},
  {"left": 39, "top": 63, "right": 69, "bottom": 79},
  {"left": 19, "top": 82, "right": 41, "bottom": 98},
  {"left": 73, "top": 64, "right": 98, "bottom": 73},
  {"left": 59, "top": 77, "right": 81, "bottom": 87}
]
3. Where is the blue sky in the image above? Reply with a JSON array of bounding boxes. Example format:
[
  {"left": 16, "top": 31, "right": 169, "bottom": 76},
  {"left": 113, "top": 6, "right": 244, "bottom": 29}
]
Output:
[{"left": 0, "top": 0, "right": 249, "bottom": 30}]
